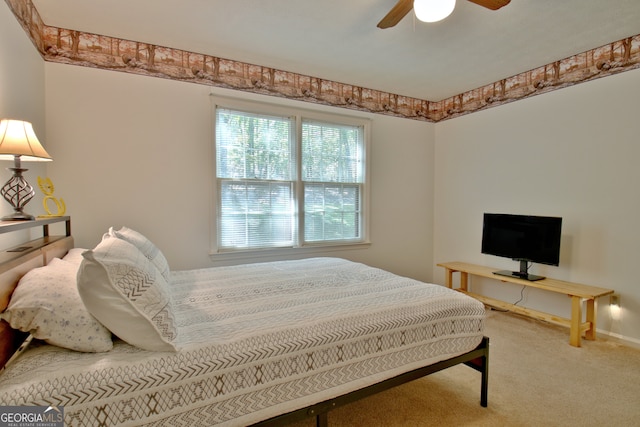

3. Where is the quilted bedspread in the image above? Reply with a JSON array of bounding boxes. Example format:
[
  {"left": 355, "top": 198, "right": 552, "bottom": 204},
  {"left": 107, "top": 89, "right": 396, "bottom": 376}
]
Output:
[{"left": 0, "top": 257, "right": 485, "bottom": 426}]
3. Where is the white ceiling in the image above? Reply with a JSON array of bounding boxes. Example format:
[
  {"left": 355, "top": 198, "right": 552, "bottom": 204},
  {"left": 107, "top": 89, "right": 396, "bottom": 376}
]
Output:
[{"left": 32, "top": 0, "right": 640, "bottom": 101}]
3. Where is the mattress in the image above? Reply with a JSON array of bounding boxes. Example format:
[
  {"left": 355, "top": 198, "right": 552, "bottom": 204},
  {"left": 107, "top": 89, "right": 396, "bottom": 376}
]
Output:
[{"left": 0, "top": 257, "right": 485, "bottom": 426}]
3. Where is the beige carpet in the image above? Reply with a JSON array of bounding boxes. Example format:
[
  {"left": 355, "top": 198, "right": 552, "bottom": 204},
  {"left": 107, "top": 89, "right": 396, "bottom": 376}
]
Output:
[{"left": 285, "top": 309, "right": 640, "bottom": 427}]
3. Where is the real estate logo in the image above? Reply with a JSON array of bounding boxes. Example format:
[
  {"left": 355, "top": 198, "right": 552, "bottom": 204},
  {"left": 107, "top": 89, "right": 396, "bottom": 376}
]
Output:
[{"left": 0, "top": 406, "right": 64, "bottom": 427}]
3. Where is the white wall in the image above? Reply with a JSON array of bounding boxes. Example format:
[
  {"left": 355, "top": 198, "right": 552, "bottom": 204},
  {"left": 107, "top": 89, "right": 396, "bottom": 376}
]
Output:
[
  {"left": 434, "top": 68, "right": 640, "bottom": 343},
  {"left": 44, "top": 63, "right": 436, "bottom": 280},
  {"left": 0, "top": 2, "right": 50, "bottom": 245},
  {"left": 4, "top": 0, "right": 638, "bottom": 344},
  {"left": 0, "top": 3, "right": 45, "bottom": 127}
]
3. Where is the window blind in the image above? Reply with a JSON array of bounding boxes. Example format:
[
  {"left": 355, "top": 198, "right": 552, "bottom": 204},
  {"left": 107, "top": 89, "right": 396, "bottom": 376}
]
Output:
[
  {"left": 216, "top": 108, "right": 295, "bottom": 249},
  {"left": 302, "top": 120, "right": 364, "bottom": 242}
]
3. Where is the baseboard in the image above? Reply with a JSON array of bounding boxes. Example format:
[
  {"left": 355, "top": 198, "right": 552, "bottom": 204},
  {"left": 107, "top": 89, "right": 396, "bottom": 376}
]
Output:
[{"left": 596, "top": 329, "right": 640, "bottom": 349}]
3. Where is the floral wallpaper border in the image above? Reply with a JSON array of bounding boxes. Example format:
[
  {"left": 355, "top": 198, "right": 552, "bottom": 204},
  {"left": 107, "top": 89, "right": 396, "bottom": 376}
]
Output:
[{"left": 6, "top": 0, "right": 640, "bottom": 122}]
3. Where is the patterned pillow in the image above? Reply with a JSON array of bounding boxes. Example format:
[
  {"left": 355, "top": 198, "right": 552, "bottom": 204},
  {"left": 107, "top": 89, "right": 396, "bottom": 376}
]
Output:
[
  {"left": 77, "top": 236, "right": 178, "bottom": 352},
  {"left": 0, "top": 258, "right": 113, "bottom": 352},
  {"left": 109, "top": 227, "right": 171, "bottom": 283}
]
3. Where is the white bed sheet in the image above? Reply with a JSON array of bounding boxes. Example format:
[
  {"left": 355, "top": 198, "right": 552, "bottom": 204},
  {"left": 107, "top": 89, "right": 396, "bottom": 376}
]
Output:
[{"left": 0, "top": 257, "right": 485, "bottom": 426}]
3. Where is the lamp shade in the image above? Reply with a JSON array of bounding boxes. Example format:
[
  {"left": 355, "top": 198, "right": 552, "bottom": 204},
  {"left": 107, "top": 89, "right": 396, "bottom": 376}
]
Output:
[
  {"left": 414, "top": 0, "right": 456, "bottom": 23},
  {"left": 0, "top": 119, "right": 52, "bottom": 162}
]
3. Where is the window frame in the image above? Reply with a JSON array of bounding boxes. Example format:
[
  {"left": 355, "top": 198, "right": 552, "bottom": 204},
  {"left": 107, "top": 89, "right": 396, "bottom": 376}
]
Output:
[{"left": 210, "top": 95, "right": 371, "bottom": 262}]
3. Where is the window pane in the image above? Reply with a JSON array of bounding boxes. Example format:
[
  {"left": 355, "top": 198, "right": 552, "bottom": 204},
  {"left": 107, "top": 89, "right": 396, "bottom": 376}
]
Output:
[
  {"left": 214, "top": 103, "right": 367, "bottom": 252},
  {"left": 217, "top": 109, "right": 293, "bottom": 180},
  {"left": 302, "top": 121, "right": 364, "bottom": 183},
  {"left": 220, "top": 180, "right": 294, "bottom": 249},
  {"left": 304, "top": 183, "right": 361, "bottom": 242}
]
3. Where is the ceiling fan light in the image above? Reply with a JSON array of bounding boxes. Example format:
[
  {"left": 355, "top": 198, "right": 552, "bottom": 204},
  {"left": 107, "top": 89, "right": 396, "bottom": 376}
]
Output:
[{"left": 414, "top": 0, "right": 456, "bottom": 23}]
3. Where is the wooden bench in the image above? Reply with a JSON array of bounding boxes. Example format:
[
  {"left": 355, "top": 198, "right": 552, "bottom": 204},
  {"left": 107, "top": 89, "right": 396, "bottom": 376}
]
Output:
[{"left": 437, "top": 261, "right": 614, "bottom": 347}]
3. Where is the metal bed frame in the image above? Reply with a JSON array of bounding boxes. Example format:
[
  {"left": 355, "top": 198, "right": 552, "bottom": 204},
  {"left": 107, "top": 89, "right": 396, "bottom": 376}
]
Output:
[{"left": 254, "top": 336, "right": 490, "bottom": 426}]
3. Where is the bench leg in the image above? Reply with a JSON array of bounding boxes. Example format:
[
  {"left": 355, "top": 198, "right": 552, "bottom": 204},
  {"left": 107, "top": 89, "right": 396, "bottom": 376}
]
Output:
[
  {"left": 460, "top": 272, "right": 469, "bottom": 292},
  {"left": 585, "top": 298, "right": 597, "bottom": 341},
  {"left": 570, "top": 296, "right": 582, "bottom": 347},
  {"left": 444, "top": 268, "right": 453, "bottom": 289},
  {"left": 443, "top": 268, "right": 469, "bottom": 292}
]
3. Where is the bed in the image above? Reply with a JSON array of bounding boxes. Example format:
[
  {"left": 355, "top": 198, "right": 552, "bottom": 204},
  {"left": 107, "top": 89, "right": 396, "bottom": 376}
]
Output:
[{"left": 0, "top": 219, "right": 489, "bottom": 426}]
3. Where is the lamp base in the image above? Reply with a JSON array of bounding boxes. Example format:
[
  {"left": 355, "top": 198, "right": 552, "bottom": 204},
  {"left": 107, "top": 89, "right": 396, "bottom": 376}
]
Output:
[
  {"left": 1, "top": 163, "right": 36, "bottom": 222},
  {"left": 1, "top": 212, "right": 35, "bottom": 221}
]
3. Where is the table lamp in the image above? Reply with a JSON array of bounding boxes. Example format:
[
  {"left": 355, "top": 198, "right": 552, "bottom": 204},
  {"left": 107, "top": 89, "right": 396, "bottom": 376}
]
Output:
[{"left": 0, "top": 119, "right": 52, "bottom": 220}]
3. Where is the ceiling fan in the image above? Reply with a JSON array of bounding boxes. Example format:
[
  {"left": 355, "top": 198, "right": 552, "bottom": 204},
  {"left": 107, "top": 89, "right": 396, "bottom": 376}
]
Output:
[{"left": 377, "top": 0, "right": 511, "bottom": 28}]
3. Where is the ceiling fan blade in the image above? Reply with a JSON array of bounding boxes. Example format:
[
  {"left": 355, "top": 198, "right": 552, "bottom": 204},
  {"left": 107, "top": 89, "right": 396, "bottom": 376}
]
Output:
[
  {"left": 466, "top": 0, "right": 511, "bottom": 10},
  {"left": 377, "top": 0, "right": 510, "bottom": 29},
  {"left": 377, "top": 0, "right": 413, "bottom": 29}
]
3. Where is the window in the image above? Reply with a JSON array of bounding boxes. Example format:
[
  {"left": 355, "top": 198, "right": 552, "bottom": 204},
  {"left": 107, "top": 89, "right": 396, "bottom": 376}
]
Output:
[
  {"left": 213, "top": 99, "right": 369, "bottom": 253},
  {"left": 302, "top": 120, "right": 364, "bottom": 242}
]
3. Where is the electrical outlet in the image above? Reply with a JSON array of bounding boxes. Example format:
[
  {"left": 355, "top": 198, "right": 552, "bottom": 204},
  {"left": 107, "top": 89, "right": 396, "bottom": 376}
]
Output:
[
  {"left": 610, "top": 294, "right": 621, "bottom": 321},
  {"left": 610, "top": 294, "right": 619, "bottom": 306}
]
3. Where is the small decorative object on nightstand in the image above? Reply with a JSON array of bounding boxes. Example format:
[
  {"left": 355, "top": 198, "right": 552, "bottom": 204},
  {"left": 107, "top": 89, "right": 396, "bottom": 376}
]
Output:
[
  {"left": 0, "top": 119, "right": 52, "bottom": 221},
  {"left": 37, "top": 177, "right": 66, "bottom": 217}
]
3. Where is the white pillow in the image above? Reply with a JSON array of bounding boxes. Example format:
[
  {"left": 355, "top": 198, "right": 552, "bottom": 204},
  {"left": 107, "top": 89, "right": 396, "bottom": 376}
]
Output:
[
  {"left": 62, "top": 247, "right": 88, "bottom": 265},
  {"left": 0, "top": 258, "right": 113, "bottom": 352},
  {"left": 109, "top": 227, "right": 170, "bottom": 282},
  {"left": 77, "top": 236, "right": 178, "bottom": 352}
]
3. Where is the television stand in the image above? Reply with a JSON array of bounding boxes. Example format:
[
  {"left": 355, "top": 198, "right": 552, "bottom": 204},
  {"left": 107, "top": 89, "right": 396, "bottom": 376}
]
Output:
[
  {"left": 494, "top": 270, "right": 545, "bottom": 281},
  {"left": 494, "top": 259, "right": 545, "bottom": 281},
  {"left": 437, "top": 261, "right": 614, "bottom": 347}
]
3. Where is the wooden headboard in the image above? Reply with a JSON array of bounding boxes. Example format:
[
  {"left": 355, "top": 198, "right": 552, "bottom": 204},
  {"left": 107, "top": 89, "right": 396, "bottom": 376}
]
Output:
[
  {"left": 0, "top": 236, "right": 74, "bottom": 311},
  {"left": 0, "top": 218, "right": 74, "bottom": 369}
]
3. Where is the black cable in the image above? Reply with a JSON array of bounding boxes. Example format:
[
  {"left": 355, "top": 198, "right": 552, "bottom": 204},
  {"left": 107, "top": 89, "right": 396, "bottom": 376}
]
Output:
[{"left": 513, "top": 285, "right": 526, "bottom": 306}]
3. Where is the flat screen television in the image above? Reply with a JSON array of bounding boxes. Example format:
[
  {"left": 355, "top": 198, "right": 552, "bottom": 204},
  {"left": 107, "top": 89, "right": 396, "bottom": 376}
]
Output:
[{"left": 481, "top": 213, "right": 562, "bottom": 281}]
